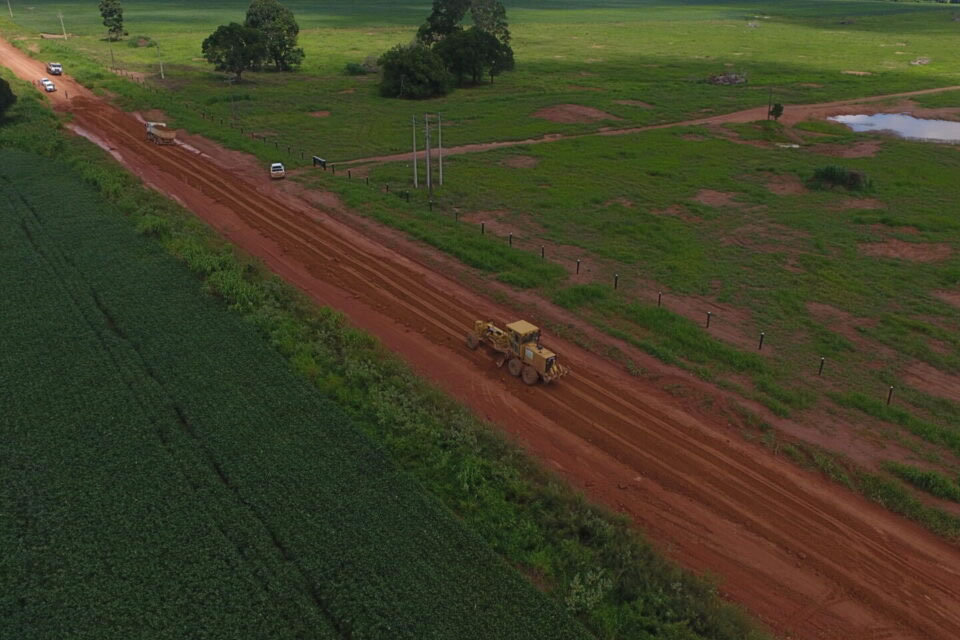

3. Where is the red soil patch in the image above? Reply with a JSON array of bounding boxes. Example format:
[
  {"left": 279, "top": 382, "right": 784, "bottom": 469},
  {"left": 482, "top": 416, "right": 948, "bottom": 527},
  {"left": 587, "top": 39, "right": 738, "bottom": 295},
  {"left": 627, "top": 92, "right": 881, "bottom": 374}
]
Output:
[
  {"left": 765, "top": 174, "right": 808, "bottom": 196},
  {"left": 902, "top": 362, "right": 960, "bottom": 403},
  {"left": 831, "top": 198, "right": 885, "bottom": 210},
  {"left": 723, "top": 222, "right": 809, "bottom": 254},
  {"left": 532, "top": 104, "right": 623, "bottom": 124},
  {"left": 309, "top": 110, "right": 331, "bottom": 118},
  {"left": 614, "top": 99, "right": 653, "bottom": 108},
  {"left": 501, "top": 155, "right": 539, "bottom": 169},
  {"left": 604, "top": 197, "right": 634, "bottom": 208},
  {"left": 933, "top": 290, "right": 960, "bottom": 309},
  {"left": 806, "top": 302, "right": 878, "bottom": 346},
  {"left": 859, "top": 240, "right": 952, "bottom": 262},
  {"left": 693, "top": 189, "right": 743, "bottom": 207},
  {"left": 338, "top": 88, "right": 356, "bottom": 94},
  {"left": 809, "top": 140, "right": 883, "bottom": 158},
  {"left": 682, "top": 134, "right": 708, "bottom": 141},
  {"left": 459, "top": 210, "right": 513, "bottom": 235},
  {"left": 799, "top": 83, "right": 824, "bottom": 88}
]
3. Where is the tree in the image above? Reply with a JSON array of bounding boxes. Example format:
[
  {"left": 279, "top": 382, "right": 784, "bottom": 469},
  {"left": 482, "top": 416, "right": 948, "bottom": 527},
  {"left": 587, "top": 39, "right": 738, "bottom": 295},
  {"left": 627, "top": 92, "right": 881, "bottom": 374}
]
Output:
[
  {"left": 0, "top": 77, "right": 16, "bottom": 121},
  {"left": 769, "top": 103, "right": 784, "bottom": 121},
  {"left": 378, "top": 44, "right": 453, "bottom": 99},
  {"left": 470, "top": 0, "right": 510, "bottom": 45},
  {"left": 435, "top": 27, "right": 511, "bottom": 85},
  {"left": 98, "top": 0, "right": 127, "bottom": 41},
  {"left": 416, "top": 0, "right": 471, "bottom": 45},
  {"left": 244, "top": 0, "right": 304, "bottom": 71},
  {"left": 202, "top": 23, "right": 268, "bottom": 81}
]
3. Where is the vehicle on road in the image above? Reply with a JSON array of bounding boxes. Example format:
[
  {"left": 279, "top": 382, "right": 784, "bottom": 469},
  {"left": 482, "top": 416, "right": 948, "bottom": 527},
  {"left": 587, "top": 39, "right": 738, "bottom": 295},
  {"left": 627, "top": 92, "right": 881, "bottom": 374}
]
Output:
[
  {"left": 270, "top": 162, "right": 286, "bottom": 180},
  {"left": 46, "top": 62, "right": 63, "bottom": 75},
  {"left": 145, "top": 121, "right": 177, "bottom": 145},
  {"left": 40, "top": 78, "right": 56, "bottom": 92},
  {"left": 466, "top": 320, "right": 569, "bottom": 385}
]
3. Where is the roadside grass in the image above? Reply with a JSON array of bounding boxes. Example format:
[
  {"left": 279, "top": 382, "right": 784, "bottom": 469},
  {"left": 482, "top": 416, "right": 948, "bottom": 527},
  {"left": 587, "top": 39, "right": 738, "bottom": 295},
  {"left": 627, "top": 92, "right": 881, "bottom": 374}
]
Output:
[
  {"left": 742, "top": 415, "right": 960, "bottom": 540},
  {"left": 883, "top": 462, "right": 960, "bottom": 502},
  {"left": 0, "top": 68, "right": 769, "bottom": 640}
]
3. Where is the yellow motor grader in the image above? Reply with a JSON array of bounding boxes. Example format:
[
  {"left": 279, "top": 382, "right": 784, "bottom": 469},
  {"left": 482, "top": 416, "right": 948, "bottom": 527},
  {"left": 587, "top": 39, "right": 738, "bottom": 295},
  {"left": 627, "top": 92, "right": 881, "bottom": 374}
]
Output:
[{"left": 466, "top": 320, "right": 569, "bottom": 385}]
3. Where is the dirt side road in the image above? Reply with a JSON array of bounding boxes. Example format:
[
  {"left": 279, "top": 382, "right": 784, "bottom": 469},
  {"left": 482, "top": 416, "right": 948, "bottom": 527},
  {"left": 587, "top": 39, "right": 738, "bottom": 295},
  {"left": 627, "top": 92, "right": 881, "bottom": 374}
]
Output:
[{"left": 4, "top": 37, "right": 959, "bottom": 640}]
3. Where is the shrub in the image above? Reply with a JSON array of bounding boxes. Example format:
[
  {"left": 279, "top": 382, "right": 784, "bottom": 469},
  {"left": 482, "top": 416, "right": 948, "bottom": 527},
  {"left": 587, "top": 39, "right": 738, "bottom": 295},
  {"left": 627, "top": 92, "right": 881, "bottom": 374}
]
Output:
[
  {"left": 344, "top": 62, "right": 369, "bottom": 76},
  {"left": 378, "top": 43, "right": 453, "bottom": 99},
  {"left": 809, "top": 165, "right": 870, "bottom": 190}
]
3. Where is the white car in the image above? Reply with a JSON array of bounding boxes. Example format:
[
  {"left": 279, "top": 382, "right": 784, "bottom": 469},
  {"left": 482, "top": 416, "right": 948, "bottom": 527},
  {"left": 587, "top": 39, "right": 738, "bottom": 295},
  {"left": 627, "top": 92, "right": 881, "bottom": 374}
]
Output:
[
  {"left": 46, "top": 62, "right": 63, "bottom": 75},
  {"left": 40, "top": 77, "right": 56, "bottom": 92},
  {"left": 269, "top": 162, "right": 286, "bottom": 180}
]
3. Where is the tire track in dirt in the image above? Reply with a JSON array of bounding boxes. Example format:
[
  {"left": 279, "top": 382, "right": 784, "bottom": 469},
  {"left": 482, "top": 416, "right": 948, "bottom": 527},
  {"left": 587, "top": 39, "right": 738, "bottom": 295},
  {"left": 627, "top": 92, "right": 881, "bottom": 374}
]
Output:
[{"left": 4, "top": 38, "right": 960, "bottom": 640}]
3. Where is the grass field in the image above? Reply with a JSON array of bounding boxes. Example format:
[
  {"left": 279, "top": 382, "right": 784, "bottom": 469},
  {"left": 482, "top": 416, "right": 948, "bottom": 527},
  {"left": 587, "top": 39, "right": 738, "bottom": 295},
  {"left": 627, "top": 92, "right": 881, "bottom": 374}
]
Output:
[{"left": 0, "top": 70, "right": 767, "bottom": 639}]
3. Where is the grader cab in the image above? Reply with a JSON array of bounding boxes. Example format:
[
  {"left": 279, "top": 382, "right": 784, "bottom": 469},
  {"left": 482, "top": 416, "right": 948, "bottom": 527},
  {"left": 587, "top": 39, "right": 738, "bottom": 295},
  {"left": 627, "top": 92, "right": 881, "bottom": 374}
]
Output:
[{"left": 466, "top": 320, "right": 569, "bottom": 385}]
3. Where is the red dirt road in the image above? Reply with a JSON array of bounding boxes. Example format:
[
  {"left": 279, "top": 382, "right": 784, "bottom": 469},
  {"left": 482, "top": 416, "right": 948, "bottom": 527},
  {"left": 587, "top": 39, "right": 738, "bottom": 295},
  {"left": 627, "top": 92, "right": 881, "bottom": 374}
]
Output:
[{"left": 4, "top": 37, "right": 960, "bottom": 640}]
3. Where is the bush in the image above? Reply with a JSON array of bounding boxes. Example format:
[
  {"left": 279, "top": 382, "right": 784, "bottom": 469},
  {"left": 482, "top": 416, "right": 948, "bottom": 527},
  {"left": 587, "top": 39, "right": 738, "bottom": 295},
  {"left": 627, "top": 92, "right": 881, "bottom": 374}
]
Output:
[
  {"left": 378, "top": 43, "right": 453, "bottom": 99},
  {"left": 128, "top": 35, "right": 156, "bottom": 48},
  {"left": 344, "top": 62, "right": 369, "bottom": 76},
  {"left": 809, "top": 165, "right": 870, "bottom": 190},
  {"left": 0, "top": 77, "right": 16, "bottom": 121}
]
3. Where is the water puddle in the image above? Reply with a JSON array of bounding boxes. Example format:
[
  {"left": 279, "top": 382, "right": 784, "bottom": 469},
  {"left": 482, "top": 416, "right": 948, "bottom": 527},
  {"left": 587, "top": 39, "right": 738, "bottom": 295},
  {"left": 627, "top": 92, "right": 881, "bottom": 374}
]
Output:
[{"left": 829, "top": 113, "right": 960, "bottom": 143}]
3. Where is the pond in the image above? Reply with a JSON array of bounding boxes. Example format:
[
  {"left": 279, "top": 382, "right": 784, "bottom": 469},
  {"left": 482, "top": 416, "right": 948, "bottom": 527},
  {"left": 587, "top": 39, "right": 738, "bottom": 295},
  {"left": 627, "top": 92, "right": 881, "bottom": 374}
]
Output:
[{"left": 828, "top": 113, "right": 960, "bottom": 143}]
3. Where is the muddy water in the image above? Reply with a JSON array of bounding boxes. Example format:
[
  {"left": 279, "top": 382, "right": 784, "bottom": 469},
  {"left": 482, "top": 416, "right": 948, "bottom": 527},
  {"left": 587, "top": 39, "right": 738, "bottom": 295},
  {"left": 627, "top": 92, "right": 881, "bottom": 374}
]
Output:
[{"left": 830, "top": 113, "right": 960, "bottom": 142}]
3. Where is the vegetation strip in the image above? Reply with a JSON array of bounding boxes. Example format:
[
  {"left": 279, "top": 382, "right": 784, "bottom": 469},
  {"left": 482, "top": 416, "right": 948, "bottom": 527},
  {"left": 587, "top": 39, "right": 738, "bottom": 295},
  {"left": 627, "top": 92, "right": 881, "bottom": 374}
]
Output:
[{"left": 0, "top": 71, "right": 766, "bottom": 639}]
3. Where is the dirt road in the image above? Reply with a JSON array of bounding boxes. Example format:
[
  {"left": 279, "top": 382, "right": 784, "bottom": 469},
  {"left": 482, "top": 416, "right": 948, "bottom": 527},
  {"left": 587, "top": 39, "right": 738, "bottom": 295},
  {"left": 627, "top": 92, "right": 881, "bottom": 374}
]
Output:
[
  {"left": 339, "top": 84, "right": 960, "bottom": 168},
  {"left": 3, "top": 36, "right": 959, "bottom": 640}
]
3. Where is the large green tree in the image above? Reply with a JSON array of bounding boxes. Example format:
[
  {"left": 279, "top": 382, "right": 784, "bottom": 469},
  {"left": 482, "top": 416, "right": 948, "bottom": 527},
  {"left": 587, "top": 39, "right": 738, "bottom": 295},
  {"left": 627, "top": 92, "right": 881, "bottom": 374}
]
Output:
[
  {"left": 244, "top": 0, "right": 304, "bottom": 71},
  {"left": 435, "top": 27, "right": 512, "bottom": 85},
  {"left": 98, "top": 0, "right": 126, "bottom": 41},
  {"left": 201, "top": 23, "right": 268, "bottom": 81},
  {"left": 378, "top": 44, "right": 453, "bottom": 99},
  {"left": 417, "top": 0, "right": 511, "bottom": 46},
  {"left": 0, "top": 77, "right": 16, "bottom": 121}
]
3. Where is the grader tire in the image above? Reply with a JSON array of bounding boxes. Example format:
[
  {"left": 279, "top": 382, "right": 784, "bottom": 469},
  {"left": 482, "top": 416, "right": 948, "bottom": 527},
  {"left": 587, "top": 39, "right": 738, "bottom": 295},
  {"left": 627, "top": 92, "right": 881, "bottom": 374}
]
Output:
[
  {"left": 507, "top": 358, "right": 523, "bottom": 377},
  {"left": 522, "top": 365, "right": 540, "bottom": 385},
  {"left": 466, "top": 332, "right": 480, "bottom": 350}
]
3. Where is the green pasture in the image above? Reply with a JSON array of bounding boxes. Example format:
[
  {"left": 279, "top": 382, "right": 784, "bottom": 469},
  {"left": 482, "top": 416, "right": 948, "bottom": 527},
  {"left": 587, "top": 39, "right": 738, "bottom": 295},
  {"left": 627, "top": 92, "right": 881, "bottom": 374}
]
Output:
[{"left": 4, "top": 0, "right": 960, "bottom": 161}]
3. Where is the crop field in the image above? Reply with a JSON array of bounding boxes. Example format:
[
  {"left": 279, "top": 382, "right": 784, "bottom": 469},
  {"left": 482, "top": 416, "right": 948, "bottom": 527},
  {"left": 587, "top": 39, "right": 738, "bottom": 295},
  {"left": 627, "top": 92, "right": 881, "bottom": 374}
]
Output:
[{"left": 0, "top": 147, "right": 591, "bottom": 639}]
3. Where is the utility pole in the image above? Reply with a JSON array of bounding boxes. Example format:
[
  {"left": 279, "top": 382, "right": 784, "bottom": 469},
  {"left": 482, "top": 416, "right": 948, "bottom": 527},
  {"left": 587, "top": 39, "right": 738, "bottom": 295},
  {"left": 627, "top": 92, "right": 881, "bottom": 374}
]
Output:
[
  {"left": 438, "top": 113, "right": 443, "bottom": 186},
  {"left": 767, "top": 87, "right": 773, "bottom": 121},
  {"left": 425, "top": 113, "right": 432, "bottom": 197},
  {"left": 109, "top": 37, "right": 115, "bottom": 68},
  {"left": 7, "top": 0, "right": 12, "bottom": 20},
  {"left": 58, "top": 12, "right": 67, "bottom": 40},
  {"left": 156, "top": 41, "right": 165, "bottom": 80},
  {"left": 412, "top": 115, "right": 418, "bottom": 188}
]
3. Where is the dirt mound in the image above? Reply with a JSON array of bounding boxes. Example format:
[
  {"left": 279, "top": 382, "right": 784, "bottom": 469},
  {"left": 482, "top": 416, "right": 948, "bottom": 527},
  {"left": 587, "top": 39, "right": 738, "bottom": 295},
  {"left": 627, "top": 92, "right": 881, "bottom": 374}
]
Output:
[
  {"left": 614, "top": 99, "right": 653, "bottom": 108},
  {"left": 832, "top": 198, "right": 885, "bottom": 210},
  {"left": 903, "top": 362, "right": 960, "bottom": 402},
  {"left": 766, "top": 174, "right": 808, "bottom": 195},
  {"left": 532, "top": 104, "right": 622, "bottom": 123},
  {"left": 501, "top": 155, "right": 539, "bottom": 169},
  {"left": 693, "top": 189, "right": 743, "bottom": 207},
  {"left": 859, "top": 240, "right": 952, "bottom": 262},
  {"left": 309, "top": 111, "right": 331, "bottom": 118},
  {"left": 809, "top": 140, "right": 882, "bottom": 158}
]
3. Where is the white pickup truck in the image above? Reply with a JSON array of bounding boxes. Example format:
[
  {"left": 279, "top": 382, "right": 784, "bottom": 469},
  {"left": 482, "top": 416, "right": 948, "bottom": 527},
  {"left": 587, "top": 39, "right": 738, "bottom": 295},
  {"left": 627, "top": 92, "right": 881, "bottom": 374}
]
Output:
[
  {"left": 40, "top": 77, "right": 56, "bottom": 92},
  {"left": 46, "top": 62, "right": 63, "bottom": 75}
]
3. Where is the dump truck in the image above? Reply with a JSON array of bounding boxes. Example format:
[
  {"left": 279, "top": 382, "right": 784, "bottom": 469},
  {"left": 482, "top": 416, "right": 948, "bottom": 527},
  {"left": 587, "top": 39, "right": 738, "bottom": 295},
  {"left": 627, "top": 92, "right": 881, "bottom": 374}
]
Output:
[
  {"left": 145, "top": 122, "right": 176, "bottom": 145},
  {"left": 466, "top": 319, "right": 569, "bottom": 385}
]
